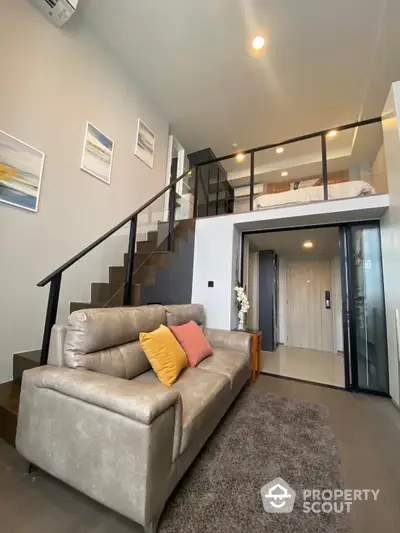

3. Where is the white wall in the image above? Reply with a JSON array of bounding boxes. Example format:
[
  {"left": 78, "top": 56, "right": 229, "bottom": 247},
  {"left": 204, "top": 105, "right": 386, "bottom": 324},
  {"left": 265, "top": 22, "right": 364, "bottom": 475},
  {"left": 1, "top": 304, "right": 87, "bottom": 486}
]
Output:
[
  {"left": 372, "top": 144, "right": 388, "bottom": 194},
  {"left": 380, "top": 81, "right": 400, "bottom": 407},
  {"left": 0, "top": 1, "right": 169, "bottom": 382},
  {"left": 191, "top": 216, "right": 236, "bottom": 330}
]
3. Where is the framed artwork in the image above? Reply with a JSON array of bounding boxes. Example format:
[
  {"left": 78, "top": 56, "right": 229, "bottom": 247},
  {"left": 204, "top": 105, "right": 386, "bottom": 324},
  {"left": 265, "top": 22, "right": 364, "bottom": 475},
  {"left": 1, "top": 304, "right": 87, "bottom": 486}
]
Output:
[
  {"left": 81, "top": 122, "right": 114, "bottom": 184},
  {"left": 0, "top": 129, "right": 45, "bottom": 212},
  {"left": 135, "top": 119, "right": 155, "bottom": 168}
]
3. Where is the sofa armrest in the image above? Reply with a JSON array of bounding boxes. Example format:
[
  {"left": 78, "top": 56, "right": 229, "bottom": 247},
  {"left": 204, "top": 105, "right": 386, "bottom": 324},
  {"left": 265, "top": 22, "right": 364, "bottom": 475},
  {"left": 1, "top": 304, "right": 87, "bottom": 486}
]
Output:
[
  {"left": 17, "top": 365, "right": 182, "bottom": 528},
  {"left": 24, "top": 366, "right": 182, "bottom": 426},
  {"left": 204, "top": 328, "right": 252, "bottom": 357}
]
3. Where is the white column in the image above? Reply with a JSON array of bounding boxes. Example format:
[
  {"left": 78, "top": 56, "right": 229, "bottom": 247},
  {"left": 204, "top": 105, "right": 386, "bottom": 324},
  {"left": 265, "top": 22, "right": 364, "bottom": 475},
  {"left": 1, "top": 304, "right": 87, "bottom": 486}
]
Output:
[{"left": 380, "top": 81, "right": 400, "bottom": 407}]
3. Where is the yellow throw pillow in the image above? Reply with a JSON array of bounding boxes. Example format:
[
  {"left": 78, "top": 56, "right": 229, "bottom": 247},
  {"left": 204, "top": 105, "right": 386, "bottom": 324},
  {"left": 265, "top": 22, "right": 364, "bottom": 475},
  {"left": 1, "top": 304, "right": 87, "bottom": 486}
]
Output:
[{"left": 139, "top": 325, "right": 187, "bottom": 386}]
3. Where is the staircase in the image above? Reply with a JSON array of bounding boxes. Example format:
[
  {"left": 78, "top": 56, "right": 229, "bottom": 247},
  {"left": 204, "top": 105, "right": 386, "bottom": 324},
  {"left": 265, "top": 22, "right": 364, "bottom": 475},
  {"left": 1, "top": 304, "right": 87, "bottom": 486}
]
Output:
[
  {"left": 0, "top": 219, "right": 195, "bottom": 447},
  {"left": 0, "top": 350, "right": 40, "bottom": 446},
  {"left": 70, "top": 218, "right": 195, "bottom": 312}
]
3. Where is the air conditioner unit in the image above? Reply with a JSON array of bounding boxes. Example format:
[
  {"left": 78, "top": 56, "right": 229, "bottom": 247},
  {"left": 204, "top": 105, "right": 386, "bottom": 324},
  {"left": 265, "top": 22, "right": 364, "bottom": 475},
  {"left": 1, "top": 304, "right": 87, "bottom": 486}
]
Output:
[{"left": 29, "top": 0, "right": 79, "bottom": 27}]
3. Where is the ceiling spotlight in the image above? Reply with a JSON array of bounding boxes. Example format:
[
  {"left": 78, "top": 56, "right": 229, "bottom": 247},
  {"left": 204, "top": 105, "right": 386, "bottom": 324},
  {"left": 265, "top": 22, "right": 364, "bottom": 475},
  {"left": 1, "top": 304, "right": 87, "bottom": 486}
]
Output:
[
  {"left": 302, "top": 240, "right": 314, "bottom": 249},
  {"left": 276, "top": 147, "right": 284, "bottom": 154},
  {"left": 327, "top": 130, "right": 338, "bottom": 137},
  {"left": 252, "top": 36, "right": 265, "bottom": 50},
  {"left": 236, "top": 152, "right": 246, "bottom": 162},
  {"left": 281, "top": 171, "right": 288, "bottom": 177}
]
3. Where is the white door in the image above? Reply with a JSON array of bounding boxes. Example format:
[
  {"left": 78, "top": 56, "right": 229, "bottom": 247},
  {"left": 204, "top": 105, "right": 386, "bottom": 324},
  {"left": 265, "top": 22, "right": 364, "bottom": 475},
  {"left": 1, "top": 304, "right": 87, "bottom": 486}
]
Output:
[
  {"left": 286, "top": 260, "right": 334, "bottom": 351},
  {"left": 163, "top": 135, "right": 189, "bottom": 221}
]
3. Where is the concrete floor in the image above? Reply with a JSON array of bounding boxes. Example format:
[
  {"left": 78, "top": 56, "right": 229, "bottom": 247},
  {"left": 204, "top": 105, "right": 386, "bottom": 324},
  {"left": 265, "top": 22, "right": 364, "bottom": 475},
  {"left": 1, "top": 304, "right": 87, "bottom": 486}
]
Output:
[
  {"left": 261, "top": 345, "right": 346, "bottom": 387},
  {"left": 1, "top": 375, "right": 400, "bottom": 533},
  {"left": 254, "top": 376, "right": 400, "bottom": 533}
]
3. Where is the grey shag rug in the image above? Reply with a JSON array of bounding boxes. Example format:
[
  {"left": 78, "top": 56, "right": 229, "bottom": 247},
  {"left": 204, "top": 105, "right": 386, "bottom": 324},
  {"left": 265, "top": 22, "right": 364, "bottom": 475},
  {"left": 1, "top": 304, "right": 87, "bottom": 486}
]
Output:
[{"left": 159, "top": 387, "right": 350, "bottom": 533}]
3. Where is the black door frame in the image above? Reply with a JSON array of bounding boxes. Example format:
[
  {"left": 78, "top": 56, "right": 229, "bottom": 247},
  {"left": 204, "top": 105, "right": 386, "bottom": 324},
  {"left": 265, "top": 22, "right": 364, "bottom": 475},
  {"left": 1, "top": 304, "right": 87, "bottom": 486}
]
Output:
[
  {"left": 241, "top": 220, "right": 390, "bottom": 396},
  {"left": 340, "top": 222, "right": 390, "bottom": 396}
]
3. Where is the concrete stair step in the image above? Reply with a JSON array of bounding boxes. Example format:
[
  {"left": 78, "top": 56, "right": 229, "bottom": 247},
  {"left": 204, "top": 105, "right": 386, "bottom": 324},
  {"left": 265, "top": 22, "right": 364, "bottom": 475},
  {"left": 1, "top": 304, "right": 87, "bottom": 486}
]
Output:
[
  {"left": 137, "top": 239, "right": 169, "bottom": 253},
  {"left": 70, "top": 302, "right": 103, "bottom": 313},
  {"left": 124, "top": 251, "right": 171, "bottom": 270},
  {"left": 146, "top": 231, "right": 158, "bottom": 243},
  {"left": 13, "top": 350, "right": 41, "bottom": 380},
  {"left": 91, "top": 283, "right": 142, "bottom": 306},
  {"left": 0, "top": 379, "right": 21, "bottom": 447},
  {"left": 109, "top": 265, "right": 156, "bottom": 286}
]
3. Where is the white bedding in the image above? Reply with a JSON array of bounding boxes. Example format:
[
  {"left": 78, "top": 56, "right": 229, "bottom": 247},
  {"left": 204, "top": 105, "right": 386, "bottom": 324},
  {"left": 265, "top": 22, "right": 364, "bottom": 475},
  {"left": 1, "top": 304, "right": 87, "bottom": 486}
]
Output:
[{"left": 254, "top": 180, "right": 376, "bottom": 210}]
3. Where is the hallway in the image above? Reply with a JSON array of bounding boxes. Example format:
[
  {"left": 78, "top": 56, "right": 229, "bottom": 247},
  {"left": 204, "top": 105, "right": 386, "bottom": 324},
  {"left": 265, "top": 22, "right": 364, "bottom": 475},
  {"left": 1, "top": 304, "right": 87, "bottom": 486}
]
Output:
[{"left": 261, "top": 345, "right": 345, "bottom": 387}]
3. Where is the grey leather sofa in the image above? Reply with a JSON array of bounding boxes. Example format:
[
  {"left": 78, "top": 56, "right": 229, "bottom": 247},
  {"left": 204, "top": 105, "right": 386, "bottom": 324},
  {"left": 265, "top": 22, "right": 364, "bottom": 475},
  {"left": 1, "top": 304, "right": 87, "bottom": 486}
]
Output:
[{"left": 16, "top": 304, "right": 251, "bottom": 533}]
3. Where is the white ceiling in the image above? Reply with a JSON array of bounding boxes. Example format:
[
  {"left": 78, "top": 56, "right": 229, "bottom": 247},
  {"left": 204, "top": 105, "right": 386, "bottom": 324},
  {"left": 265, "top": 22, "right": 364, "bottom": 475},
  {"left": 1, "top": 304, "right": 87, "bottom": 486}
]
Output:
[
  {"left": 248, "top": 227, "right": 340, "bottom": 259},
  {"left": 81, "top": 0, "right": 400, "bottom": 159}
]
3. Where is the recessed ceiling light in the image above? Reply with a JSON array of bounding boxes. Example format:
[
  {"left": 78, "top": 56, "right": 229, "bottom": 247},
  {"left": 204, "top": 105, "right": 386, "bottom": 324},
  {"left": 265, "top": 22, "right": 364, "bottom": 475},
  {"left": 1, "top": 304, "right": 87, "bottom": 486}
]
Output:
[
  {"left": 281, "top": 171, "right": 288, "bottom": 177},
  {"left": 302, "top": 240, "right": 314, "bottom": 249},
  {"left": 327, "top": 130, "right": 338, "bottom": 137},
  {"left": 252, "top": 36, "right": 265, "bottom": 50},
  {"left": 236, "top": 152, "right": 246, "bottom": 162},
  {"left": 276, "top": 147, "right": 284, "bottom": 154}
]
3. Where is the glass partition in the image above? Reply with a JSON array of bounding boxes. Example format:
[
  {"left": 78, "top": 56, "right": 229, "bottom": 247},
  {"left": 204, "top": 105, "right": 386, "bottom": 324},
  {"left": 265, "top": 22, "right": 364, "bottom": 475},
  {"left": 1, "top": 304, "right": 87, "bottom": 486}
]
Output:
[
  {"left": 349, "top": 223, "right": 389, "bottom": 393},
  {"left": 195, "top": 161, "right": 235, "bottom": 217},
  {"left": 192, "top": 120, "right": 384, "bottom": 219},
  {"left": 251, "top": 136, "right": 323, "bottom": 210},
  {"left": 326, "top": 121, "right": 387, "bottom": 199}
]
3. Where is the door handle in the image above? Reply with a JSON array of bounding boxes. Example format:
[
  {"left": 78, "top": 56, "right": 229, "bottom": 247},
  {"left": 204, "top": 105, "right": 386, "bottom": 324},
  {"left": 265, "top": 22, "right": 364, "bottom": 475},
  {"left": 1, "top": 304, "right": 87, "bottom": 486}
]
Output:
[{"left": 325, "top": 290, "right": 331, "bottom": 310}]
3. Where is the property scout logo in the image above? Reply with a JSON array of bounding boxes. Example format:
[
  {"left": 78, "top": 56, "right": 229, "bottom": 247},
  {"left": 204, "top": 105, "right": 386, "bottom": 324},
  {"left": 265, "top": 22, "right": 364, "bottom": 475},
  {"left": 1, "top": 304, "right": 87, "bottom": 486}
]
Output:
[{"left": 260, "top": 477, "right": 380, "bottom": 514}]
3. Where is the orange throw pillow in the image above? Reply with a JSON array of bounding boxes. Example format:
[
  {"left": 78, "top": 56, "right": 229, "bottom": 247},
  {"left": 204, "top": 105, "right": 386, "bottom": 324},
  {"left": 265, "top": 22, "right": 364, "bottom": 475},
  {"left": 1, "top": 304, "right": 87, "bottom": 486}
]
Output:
[{"left": 169, "top": 320, "right": 213, "bottom": 367}]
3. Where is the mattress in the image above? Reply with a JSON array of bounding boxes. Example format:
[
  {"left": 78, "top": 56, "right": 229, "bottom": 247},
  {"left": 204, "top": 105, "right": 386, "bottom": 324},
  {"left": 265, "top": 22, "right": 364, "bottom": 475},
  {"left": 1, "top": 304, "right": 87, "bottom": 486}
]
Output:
[{"left": 254, "top": 181, "right": 376, "bottom": 209}]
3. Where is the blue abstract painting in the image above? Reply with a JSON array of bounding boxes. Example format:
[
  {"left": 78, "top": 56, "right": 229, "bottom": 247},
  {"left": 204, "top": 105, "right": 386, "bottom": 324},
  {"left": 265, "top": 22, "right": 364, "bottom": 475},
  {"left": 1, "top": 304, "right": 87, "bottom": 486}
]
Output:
[
  {"left": 0, "top": 130, "right": 45, "bottom": 212},
  {"left": 81, "top": 122, "right": 114, "bottom": 184}
]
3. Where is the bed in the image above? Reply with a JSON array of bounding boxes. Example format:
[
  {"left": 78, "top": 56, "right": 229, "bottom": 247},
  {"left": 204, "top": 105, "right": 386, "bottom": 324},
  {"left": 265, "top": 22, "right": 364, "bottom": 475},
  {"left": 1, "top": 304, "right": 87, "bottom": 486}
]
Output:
[{"left": 254, "top": 180, "right": 376, "bottom": 210}]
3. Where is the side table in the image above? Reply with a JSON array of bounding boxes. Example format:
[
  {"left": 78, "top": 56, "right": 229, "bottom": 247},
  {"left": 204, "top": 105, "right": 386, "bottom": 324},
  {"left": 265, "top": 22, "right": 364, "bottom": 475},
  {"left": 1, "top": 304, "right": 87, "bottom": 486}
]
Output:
[{"left": 232, "top": 328, "right": 262, "bottom": 382}]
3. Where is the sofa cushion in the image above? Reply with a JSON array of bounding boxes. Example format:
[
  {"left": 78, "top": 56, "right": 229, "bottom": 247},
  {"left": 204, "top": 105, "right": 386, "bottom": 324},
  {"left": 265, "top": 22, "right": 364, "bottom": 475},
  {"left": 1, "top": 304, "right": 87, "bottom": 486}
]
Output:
[
  {"left": 135, "top": 367, "right": 230, "bottom": 454},
  {"left": 64, "top": 306, "right": 166, "bottom": 379},
  {"left": 171, "top": 367, "right": 230, "bottom": 453},
  {"left": 169, "top": 321, "right": 213, "bottom": 367},
  {"left": 164, "top": 304, "right": 205, "bottom": 327},
  {"left": 197, "top": 348, "right": 250, "bottom": 391},
  {"left": 139, "top": 325, "right": 187, "bottom": 386}
]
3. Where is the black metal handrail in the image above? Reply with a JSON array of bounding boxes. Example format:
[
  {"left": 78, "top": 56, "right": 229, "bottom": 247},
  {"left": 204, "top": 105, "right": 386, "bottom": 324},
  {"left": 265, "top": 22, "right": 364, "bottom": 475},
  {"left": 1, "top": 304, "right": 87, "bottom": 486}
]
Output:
[
  {"left": 196, "top": 116, "right": 382, "bottom": 167},
  {"left": 37, "top": 167, "right": 194, "bottom": 287},
  {"left": 37, "top": 115, "right": 383, "bottom": 365},
  {"left": 37, "top": 166, "right": 194, "bottom": 365}
]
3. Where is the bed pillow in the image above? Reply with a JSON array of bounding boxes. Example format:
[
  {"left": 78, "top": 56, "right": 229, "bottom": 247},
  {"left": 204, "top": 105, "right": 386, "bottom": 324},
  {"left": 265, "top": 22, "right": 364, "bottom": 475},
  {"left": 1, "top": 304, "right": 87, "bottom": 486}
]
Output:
[
  {"left": 139, "top": 325, "right": 187, "bottom": 386},
  {"left": 169, "top": 320, "right": 213, "bottom": 367}
]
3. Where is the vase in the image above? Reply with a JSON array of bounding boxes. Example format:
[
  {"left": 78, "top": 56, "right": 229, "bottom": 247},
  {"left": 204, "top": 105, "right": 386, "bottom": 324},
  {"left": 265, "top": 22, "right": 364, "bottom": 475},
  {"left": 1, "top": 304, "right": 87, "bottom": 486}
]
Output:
[{"left": 237, "top": 314, "right": 246, "bottom": 331}]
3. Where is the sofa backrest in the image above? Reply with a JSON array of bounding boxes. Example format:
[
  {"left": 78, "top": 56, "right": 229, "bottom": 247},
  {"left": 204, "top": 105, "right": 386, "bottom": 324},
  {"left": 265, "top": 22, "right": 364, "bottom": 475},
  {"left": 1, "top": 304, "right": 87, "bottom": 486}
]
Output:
[
  {"left": 63, "top": 305, "right": 166, "bottom": 379},
  {"left": 164, "top": 304, "right": 205, "bottom": 327}
]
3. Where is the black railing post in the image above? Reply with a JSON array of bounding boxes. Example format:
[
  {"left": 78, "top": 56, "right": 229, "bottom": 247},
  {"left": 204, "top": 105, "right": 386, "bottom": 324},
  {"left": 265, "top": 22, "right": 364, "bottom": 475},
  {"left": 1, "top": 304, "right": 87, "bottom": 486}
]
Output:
[
  {"left": 206, "top": 163, "right": 211, "bottom": 216},
  {"left": 192, "top": 166, "right": 198, "bottom": 219},
  {"left": 249, "top": 151, "right": 255, "bottom": 210},
  {"left": 40, "top": 273, "right": 62, "bottom": 365},
  {"left": 215, "top": 166, "right": 220, "bottom": 216},
  {"left": 167, "top": 184, "right": 176, "bottom": 251},
  {"left": 123, "top": 216, "right": 137, "bottom": 306},
  {"left": 321, "top": 134, "right": 328, "bottom": 201}
]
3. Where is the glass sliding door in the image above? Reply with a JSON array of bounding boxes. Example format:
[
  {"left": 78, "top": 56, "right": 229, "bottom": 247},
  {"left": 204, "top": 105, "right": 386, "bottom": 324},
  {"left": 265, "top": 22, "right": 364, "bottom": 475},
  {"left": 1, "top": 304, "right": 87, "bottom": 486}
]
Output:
[{"left": 346, "top": 223, "right": 389, "bottom": 394}]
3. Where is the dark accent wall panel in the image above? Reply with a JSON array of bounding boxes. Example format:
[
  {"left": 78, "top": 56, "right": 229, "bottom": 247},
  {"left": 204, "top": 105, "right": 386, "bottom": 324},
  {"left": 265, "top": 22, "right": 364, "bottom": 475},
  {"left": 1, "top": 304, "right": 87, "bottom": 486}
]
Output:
[
  {"left": 140, "top": 230, "right": 195, "bottom": 305},
  {"left": 259, "top": 250, "right": 278, "bottom": 352}
]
